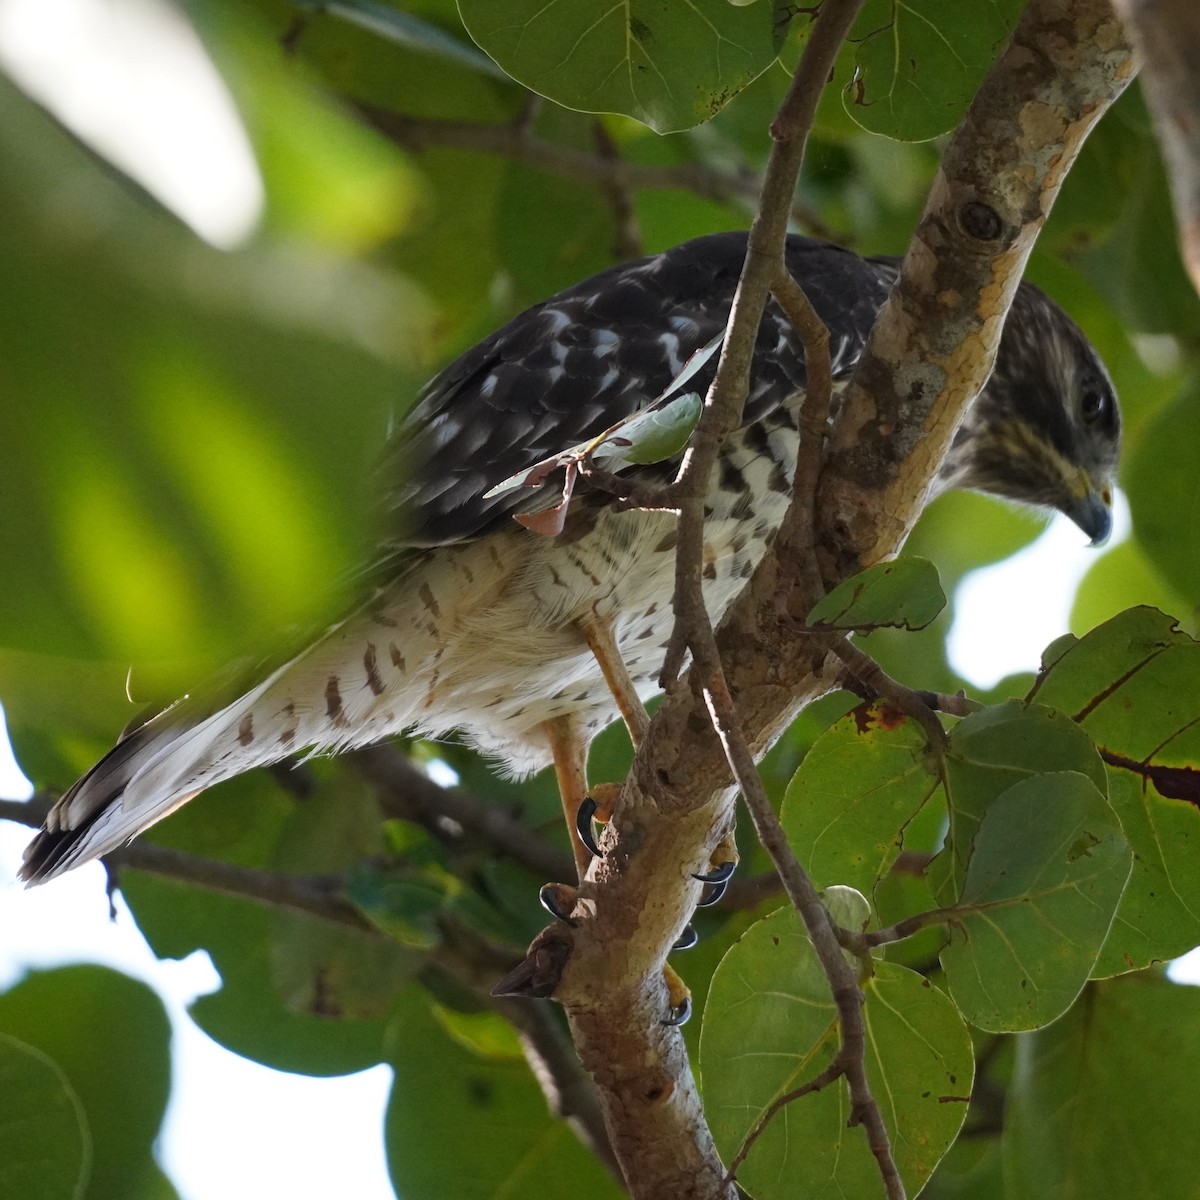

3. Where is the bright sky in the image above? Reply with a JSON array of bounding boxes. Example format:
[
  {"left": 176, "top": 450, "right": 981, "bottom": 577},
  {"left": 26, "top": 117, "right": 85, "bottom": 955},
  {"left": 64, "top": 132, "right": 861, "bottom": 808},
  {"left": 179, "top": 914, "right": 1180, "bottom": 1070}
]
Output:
[{"left": 0, "top": 2, "right": 1195, "bottom": 1197}]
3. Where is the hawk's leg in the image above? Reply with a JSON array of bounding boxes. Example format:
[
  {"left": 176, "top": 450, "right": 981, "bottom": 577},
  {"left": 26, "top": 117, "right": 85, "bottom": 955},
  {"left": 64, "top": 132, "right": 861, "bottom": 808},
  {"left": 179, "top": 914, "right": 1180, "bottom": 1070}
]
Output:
[
  {"left": 578, "top": 614, "right": 650, "bottom": 746},
  {"left": 543, "top": 713, "right": 595, "bottom": 881}
]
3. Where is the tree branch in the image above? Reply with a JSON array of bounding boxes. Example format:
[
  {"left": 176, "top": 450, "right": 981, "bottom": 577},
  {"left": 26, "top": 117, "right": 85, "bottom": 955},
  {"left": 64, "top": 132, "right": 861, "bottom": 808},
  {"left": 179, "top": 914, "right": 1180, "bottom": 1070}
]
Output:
[
  {"left": 500, "top": 3, "right": 1135, "bottom": 1198},
  {"left": 353, "top": 105, "right": 834, "bottom": 241},
  {"left": 350, "top": 743, "right": 573, "bottom": 881}
]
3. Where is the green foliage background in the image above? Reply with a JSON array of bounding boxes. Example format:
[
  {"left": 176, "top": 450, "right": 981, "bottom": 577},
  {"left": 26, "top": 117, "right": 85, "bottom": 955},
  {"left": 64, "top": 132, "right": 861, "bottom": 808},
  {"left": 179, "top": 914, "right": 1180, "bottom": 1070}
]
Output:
[{"left": 1, "top": 1, "right": 1199, "bottom": 1198}]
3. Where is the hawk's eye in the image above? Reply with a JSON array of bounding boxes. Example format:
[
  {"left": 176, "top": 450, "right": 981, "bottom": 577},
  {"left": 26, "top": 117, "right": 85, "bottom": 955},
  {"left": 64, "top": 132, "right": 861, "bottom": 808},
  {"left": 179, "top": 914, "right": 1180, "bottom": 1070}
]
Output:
[{"left": 1081, "top": 389, "right": 1108, "bottom": 425}]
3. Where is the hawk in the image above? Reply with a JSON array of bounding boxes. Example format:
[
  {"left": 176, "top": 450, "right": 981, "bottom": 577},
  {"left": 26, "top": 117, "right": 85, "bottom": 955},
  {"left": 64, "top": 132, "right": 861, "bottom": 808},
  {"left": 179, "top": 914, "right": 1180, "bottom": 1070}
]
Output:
[{"left": 21, "top": 233, "right": 1120, "bottom": 884}]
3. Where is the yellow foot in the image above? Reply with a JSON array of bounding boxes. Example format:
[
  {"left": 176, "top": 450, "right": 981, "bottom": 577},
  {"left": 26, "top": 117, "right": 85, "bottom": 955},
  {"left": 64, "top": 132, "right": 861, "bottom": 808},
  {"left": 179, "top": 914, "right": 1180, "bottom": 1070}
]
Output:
[
  {"left": 663, "top": 963, "right": 692, "bottom": 1027},
  {"left": 575, "top": 781, "right": 622, "bottom": 859},
  {"left": 693, "top": 831, "right": 739, "bottom": 907}
]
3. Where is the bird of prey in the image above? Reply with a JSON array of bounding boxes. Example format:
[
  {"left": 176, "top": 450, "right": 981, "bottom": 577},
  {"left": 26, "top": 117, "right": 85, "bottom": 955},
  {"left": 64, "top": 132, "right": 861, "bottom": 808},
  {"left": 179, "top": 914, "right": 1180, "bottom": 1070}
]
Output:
[{"left": 20, "top": 232, "right": 1120, "bottom": 885}]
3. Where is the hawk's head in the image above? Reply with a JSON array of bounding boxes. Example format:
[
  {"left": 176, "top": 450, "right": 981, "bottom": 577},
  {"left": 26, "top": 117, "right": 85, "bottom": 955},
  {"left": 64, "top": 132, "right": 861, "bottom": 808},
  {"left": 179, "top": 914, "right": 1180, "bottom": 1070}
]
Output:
[{"left": 939, "top": 280, "right": 1121, "bottom": 544}]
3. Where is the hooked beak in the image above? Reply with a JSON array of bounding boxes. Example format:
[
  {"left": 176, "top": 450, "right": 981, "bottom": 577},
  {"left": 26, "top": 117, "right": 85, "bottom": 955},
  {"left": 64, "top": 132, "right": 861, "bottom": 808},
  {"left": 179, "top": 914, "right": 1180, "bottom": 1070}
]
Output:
[{"left": 1064, "top": 476, "right": 1113, "bottom": 547}]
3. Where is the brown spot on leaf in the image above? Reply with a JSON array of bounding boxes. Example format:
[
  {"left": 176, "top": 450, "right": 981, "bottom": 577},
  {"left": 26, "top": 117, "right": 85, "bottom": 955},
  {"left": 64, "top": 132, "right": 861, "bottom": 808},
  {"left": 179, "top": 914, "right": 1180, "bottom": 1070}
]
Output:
[
  {"left": 1102, "top": 749, "right": 1200, "bottom": 806},
  {"left": 852, "top": 701, "right": 906, "bottom": 733}
]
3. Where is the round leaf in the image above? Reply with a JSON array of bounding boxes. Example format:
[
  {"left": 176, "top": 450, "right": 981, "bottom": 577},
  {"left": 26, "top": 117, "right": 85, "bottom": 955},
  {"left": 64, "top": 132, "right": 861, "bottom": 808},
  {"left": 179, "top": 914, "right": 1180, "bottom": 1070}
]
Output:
[
  {"left": 940, "top": 772, "right": 1132, "bottom": 1032},
  {"left": 0, "top": 1034, "right": 90, "bottom": 1200},
  {"left": 458, "top": 0, "right": 782, "bottom": 132},
  {"left": 1029, "top": 607, "right": 1200, "bottom": 973},
  {"left": 781, "top": 702, "right": 940, "bottom": 895},
  {"left": 701, "top": 907, "right": 972, "bottom": 1199},
  {"left": 846, "top": 0, "right": 1023, "bottom": 141}
]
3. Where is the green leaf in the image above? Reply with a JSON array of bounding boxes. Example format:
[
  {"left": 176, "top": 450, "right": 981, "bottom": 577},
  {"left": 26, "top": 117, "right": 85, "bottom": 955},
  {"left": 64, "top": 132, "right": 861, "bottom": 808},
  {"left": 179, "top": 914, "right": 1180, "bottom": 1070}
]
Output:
[
  {"left": 845, "top": 0, "right": 1024, "bottom": 141},
  {"left": 0, "top": 1034, "right": 90, "bottom": 1200},
  {"left": 933, "top": 701, "right": 1108, "bottom": 905},
  {"left": 822, "top": 884, "right": 872, "bottom": 932},
  {"left": 940, "top": 772, "right": 1131, "bottom": 1032},
  {"left": 119, "top": 770, "right": 394, "bottom": 1076},
  {"left": 609, "top": 391, "right": 704, "bottom": 465},
  {"left": 781, "top": 701, "right": 940, "bottom": 895},
  {"left": 1004, "top": 974, "right": 1200, "bottom": 1199},
  {"left": 1029, "top": 607, "right": 1200, "bottom": 974},
  {"left": 430, "top": 1005, "right": 525, "bottom": 1061},
  {"left": 923, "top": 1131, "right": 1006, "bottom": 1200},
  {"left": 347, "top": 868, "right": 451, "bottom": 951},
  {"left": 0, "top": 967, "right": 174, "bottom": 1200},
  {"left": 301, "top": 0, "right": 508, "bottom": 78},
  {"left": 385, "top": 988, "right": 622, "bottom": 1199},
  {"left": 701, "top": 908, "right": 972, "bottom": 1199},
  {"left": 807, "top": 557, "right": 946, "bottom": 631},
  {"left": 1125, "top": 382, "right": 1200, "bottom": 601},
  {"left": 1079, "top": 133, "right": 1200, "bottom": 336},
  {"left": 457, "top": 0, "right": 782, "bottom": 133},
  {"left": 269, "top": 770, "right": 424, "bottom": 1016}
]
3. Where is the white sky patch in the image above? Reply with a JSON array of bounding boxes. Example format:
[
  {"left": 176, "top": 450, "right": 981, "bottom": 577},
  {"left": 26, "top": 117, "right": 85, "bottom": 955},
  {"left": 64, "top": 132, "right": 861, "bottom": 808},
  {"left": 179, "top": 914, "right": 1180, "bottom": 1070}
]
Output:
[
  {"left": 0, "top": 818, "right": 396, "bottom": 1200},
  {"left": 0, "top": 711, "right": 395, "bottom": 1200},
  {"left": 0, "top": 0, "right": 263, "bottom": 248},
  {"left": 948, "top": 491, "right": 1132, "bottom": 690}
]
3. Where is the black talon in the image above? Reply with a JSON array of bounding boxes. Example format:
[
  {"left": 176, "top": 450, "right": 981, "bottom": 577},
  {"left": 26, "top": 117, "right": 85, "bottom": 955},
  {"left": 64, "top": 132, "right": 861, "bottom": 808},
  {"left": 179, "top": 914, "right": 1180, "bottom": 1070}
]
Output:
[
  {"left": 673, "top": 924, "right": 699, "bottom": 951},
  {"left": 539, "top": 884, "right": 576, "bottom": 925},
  {"left": 692, "top": 859, "right": 736, "bottom": 885},
  {"left": 696, "top": 877, "right": 730, "bottom": 908},
  {"left": 575, "top": 795, "right": 603, "bottom": 859},
  {"left": 663, "top": 995, "right": 692, "bottom": 1027}
]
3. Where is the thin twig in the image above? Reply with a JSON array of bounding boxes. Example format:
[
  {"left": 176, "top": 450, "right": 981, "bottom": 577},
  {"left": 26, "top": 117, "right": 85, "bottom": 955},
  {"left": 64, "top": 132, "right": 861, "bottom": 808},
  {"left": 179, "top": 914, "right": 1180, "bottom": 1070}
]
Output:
[
  {"left": 649, "top": 0, "right": 903, "bottom": 1194},
  {"left": 351, "top": 743, "right": 573, "bottom": 881},
  {"left": 726, "top": 1061, "right": 843, "bottom": 1183},
  {"left": 354, "top": 106, "right": 835, "bottom": 240},
  {"left": 592, "top": 120, "right": 644, "bottom": 260}
]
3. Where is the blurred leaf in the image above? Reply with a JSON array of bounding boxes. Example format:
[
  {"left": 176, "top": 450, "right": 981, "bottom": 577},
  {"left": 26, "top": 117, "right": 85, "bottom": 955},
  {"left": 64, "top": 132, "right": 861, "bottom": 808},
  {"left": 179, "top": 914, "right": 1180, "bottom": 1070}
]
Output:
[
  {"left": 1071, "top": 537, "right": 1191, "bottom": 637},
  {"left": 701, "top": 908, "right": 972, "bottom": 1199},
  {"left": 269, "top": 772, "right": 424, "bottom": 1017},
  {"left": 430, "top": 1005, "right": 524, "bottom": 1061},
  {"left": 385, "top": 988, "right": 622, "bottom": 1199},
  {"left": 347, "top": 868, "right": 451, "bottom": 950},
  {"left": 0, "top": 1034, "right": 90, "bottom": 1200},
  {"left": 458, "top": 0, "right": 782, "bottom": 133},
  {"left": 807, "top": 556, "right": 945, "bottom": 631},
  {"left": 118, "top": 768, "right": 396, "bottom": 1075},
  {"left": 1029, "top": 607, "right": 1200, "bottom": 974},
  {"left": 822, "top": 884, "right": 872, "bottom": 933},
  {"left": 781, "top": 701, "right": 939, "bottom": 895},
  {"left": 924, "top": 1134, "right": 1005, "bottom": 1200},
  {"left": 0, "top": 967, "right": 174, "bottom": 1200},
  {"left": 1125, "top": 381, "right": 1200, "bottom": 603},
  {"left": 1078, "top": 141, "right": 1200, "bottom": 336},
  {"left": 845, "top": 0, "right": 1023, "bottom": 141},
  {"left": 1004, "top": 974, "right": 1200, "bottom": 1199},
  {"left": 302, "top": 0, "right": 507, "bottom": 77},
  {"left": 940, "top": 772, "right": 1131, "bottom": 1032}
]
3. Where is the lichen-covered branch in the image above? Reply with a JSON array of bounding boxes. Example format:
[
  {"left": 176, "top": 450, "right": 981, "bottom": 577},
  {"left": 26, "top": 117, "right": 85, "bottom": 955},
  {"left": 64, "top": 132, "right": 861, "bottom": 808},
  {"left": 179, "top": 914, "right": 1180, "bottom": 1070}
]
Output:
[{"left": 500, "top": 3, "right": 1135, "bottom": 1198}]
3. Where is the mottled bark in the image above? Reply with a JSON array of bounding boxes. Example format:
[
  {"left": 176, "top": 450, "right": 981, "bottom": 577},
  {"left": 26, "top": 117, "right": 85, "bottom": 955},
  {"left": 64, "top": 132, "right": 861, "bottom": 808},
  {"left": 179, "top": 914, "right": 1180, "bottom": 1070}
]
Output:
[{"left": 504, "top": 2, "right": 1137, "bottom": 1198}]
